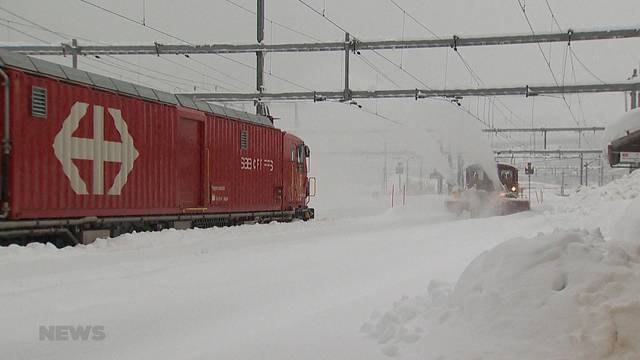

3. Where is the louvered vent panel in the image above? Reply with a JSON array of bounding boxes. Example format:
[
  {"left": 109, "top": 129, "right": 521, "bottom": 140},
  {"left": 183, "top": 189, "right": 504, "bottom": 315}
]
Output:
[{"left": 31, "top": 86, "right": 47, "bottom": 118}]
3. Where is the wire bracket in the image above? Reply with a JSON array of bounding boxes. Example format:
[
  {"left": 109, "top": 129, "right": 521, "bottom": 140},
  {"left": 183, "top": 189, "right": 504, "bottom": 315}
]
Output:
[{"left": 525, "top": 85, "right": 539, "bottom": 97}]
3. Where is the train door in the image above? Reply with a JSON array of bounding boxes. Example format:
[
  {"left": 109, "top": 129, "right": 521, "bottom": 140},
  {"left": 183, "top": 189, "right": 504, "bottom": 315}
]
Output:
[
  {"left": 282, "top": 133, "right": 308, "bottom": 210},
  {"left": 176, "top": 117, "right": 204, "bottom": 208}
]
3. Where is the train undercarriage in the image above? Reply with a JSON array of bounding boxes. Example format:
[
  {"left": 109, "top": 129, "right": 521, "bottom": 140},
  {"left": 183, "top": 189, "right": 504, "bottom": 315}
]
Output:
[{"left": 0, "top": 208, "right": 315, "bottom": 248}]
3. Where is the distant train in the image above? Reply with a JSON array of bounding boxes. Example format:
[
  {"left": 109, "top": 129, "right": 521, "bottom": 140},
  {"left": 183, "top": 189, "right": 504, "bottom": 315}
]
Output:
[
  {"left": 0, "top": 50, "right": 314, "bottom": 246},
  {"left": 447, "top": 163, "right": 529, "bottom": 216},
  {"left": 464, "top": 163, "right": 520, "bottom": 195}
]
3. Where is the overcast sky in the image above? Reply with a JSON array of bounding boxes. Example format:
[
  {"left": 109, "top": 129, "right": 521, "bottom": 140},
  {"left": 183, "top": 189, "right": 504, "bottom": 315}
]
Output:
[{"left": 0, "top": 0, "right": 638, "bottom": 182}]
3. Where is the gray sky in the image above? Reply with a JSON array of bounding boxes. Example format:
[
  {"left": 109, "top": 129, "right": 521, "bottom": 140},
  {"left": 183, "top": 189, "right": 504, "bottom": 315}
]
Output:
[{"left": 0, "top": 0, "right": 638, "bottom": 183}]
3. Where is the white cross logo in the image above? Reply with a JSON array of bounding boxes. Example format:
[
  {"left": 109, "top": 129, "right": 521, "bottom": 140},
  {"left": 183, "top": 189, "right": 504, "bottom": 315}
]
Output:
[{"left": 53, "top": 101, "right": 139, "bottom": 195}]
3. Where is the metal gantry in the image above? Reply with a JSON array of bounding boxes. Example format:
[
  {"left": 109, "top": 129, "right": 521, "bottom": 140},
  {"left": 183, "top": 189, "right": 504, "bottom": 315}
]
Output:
[
  {"left": 494, "top": 149, "right": 602, "bottom": 155},
  {"left": 255, "top": 0, "right": 265, "bottom": 115},
  {"left": 1, "top": 28, "right": 638, "bottom": 55},
  {"left": 483, "top": 126, "right": 605, "bottom": 133},
  {"left": 494, "top": 149, "right": 605, "bottom": 186},
  {"left": 2, "top": 25, "right": 638, "bottom": 106},
  {"left": 185, "top": 83, "right": 640, "bottom": 102},
  {"left": 483, "top": 126, "right": 605, "bottom": 149}
]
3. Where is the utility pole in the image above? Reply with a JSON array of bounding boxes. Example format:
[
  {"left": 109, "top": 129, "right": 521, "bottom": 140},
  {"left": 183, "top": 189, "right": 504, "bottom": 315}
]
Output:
[
  {"left": 256, "top": 0, "right": 265, "bottom": 115},
  {"left": 343, "top": 33, "right": 351, "bottom": 101},
  {"left": 396, "top": 162, "right": 403, "bottom": 192},
  {"left": 629, "top": 68, "right": 638, "bottom": 111},
  {"left": 405, "top": 157, "right": 410, "bottom": 192},
  {"left": 584, "top": 163, "right": 589, "bottom": 186},
  {"left": 579, "top": 153, "right": 584, "bottom": 186},
  {"left": 457, "top": 154, "right": 464, "bottom": 187},
  {"left": 599, "top": 156, "right": 604, "bottom": 186},
  {"left": 578, "top": 130, "right": 582, "bottom": 149},
  {"left": 71, "top": 39, "right": 78, "bottom": 69}
]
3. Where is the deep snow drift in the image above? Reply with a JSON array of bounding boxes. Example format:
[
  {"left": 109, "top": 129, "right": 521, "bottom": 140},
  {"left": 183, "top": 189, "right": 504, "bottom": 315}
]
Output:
[
  {"left": 362, "top": 229, "right": 640, "bottom": 359},
  {"left": 363, "top": 173, "right": 640, "bottom": 359}
]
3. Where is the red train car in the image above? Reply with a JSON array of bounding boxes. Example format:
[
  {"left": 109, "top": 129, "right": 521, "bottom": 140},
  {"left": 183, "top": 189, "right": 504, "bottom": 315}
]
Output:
[{"left": 0, "top": 50, "right": 314, "bottom": 246}]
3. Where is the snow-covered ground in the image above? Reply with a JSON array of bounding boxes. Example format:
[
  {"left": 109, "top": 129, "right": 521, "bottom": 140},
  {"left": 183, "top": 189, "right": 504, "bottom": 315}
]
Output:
[
  {"left": 363, "top": 173, "right": 640, "bottom": 360},
  {"left": 2, "top": 174, "right": 640, "bottom": 359}
]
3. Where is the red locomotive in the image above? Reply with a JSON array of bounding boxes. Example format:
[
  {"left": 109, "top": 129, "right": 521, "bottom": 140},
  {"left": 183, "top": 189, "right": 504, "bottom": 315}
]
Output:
[{"left": 0, "top": 50, "right": 314, "bottom": 246}]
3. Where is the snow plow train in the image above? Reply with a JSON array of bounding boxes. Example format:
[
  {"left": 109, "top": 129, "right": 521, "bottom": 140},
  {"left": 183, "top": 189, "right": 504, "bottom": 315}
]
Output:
[
  {"left": 445, "top": 163, "right": 530, "bottom": 216},
  {"left": 0, "top": 51, "right": 314, "bottom": 247}
]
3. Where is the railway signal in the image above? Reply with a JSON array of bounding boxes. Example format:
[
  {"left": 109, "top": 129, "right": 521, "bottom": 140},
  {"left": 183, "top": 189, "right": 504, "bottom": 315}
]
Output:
[{"left": 525, "top": 162, "right": 534, "bottom": 201}]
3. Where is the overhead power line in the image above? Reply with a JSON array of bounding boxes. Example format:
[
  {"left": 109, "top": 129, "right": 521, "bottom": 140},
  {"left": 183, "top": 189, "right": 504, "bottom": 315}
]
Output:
[
  {"left": 78, "top": 0, "right": 308, "bottom": 91},
  {"left": 295, "top": 0, "right": 434, "bottom": 91},
  {"left": 225, "top": 0, "right": 395, "bottom": 90},
  {"left": 0, "top": 6, "right": 244, "bottom": 92},
  {"left": 154, "top": 56, "right": 240, "bottom": 91},
  {"left": 0, "top": 21, "right": 47, "bottom": 43},
  {"left": 515, "top": 0, "right": 560, "bottom": 87},
  {"left": 105, "top": 56, "right": 235, "bottom": 91},
  {"left": 79, "top": 0, "right": 193, "bottom": 44},
  {"left": 544, "top": 0, "right": 563, "bottom": 32},
  {"left": 515, "top": 0, "right": 592, "bottom": 148},
  {"left": 83, "top": 57, "right": 194, "bottom": 91},
  {"left": 357, "top": 105, "right": 403, "bottom": 125},
  {"left": 0, "top": 4, "right": 68, "bottom": 39},
  {"left": 355, "top": 54, "right": 403, "bottom": 88},
  {"left": 223, "top": 0, "right": 322, "bottom": 42},
  {"left": 387, "top": 0, "right": 439, "bottom": 38},
  {"left": 296, "top": 0, "right": 351, "bottom": 35},
  {"left": 568, "top": 46, "right": 606, "bottom": 84},
  {"left": 186, "top": 56, "right": 254, "bottom": 88},
  {"left": 79, "top": 57, "right": 186, "bottom": 91},
  {"left": 369, "top": 49, "right": 433, "bottom": 89},
  {"left": 381, "top": 0, "right": 525, "bottom": 146},
  {"left": 291, "top": 1, "right": 427, "bottom": 127}
]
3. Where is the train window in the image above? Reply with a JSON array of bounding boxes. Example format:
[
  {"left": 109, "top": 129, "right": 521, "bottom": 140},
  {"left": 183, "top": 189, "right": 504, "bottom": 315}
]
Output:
[
  {"left": 500, "top": 169, "right": 514, "bottom": 180},
  {"left": 298, "top": 145, "right": 305, "bottom": 164},
  {"left": 291, "top": 144, "right": 296, "bottom": 161},
  {"left": 31, "top": 86, "right": 47, "bottom": 118},
  {"left": 240, "top": 130, "right": 248, "bottom": 150}
]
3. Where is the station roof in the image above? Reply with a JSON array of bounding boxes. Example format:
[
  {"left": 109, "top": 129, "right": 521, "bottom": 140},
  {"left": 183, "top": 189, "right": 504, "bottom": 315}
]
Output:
[{"left": 0, "top": 50, "right": 273, "bottom": 127}]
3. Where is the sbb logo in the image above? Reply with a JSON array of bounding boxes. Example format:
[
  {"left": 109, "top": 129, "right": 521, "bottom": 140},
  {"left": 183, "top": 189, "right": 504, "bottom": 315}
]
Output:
[{"left": 53, "top": 101, "right": 139, "bottom": 195}]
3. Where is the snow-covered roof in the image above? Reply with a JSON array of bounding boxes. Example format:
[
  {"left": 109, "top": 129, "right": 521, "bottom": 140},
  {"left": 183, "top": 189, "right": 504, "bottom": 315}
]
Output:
[
  {"left": 0, "top": 49, "right": 274, "bottom": 127},
  {"left": 603, "top": 108, "right": 640, "bottom": 147}
]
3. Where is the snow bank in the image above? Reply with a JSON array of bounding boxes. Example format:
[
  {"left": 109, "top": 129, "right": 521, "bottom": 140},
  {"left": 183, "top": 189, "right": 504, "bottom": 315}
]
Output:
[
  {"left": 571, "top": 170, "right": 640, "bottom": 204},
  {"left": 542, "top": 170, "right": 640, "bottom": 235},
  {"left": 362, "top": 229, "right": 640, "bottom": 359}
]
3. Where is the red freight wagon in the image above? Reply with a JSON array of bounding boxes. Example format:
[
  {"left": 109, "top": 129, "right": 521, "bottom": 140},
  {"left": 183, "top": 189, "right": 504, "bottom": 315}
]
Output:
[{"left": 0, "top": 50, "right": 314, "bottom": 246}]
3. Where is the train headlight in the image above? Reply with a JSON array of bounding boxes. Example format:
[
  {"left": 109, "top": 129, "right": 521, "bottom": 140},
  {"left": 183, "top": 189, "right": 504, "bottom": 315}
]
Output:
[{"left": 511, "top": 186, "right": 517, "bottom": 192}]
